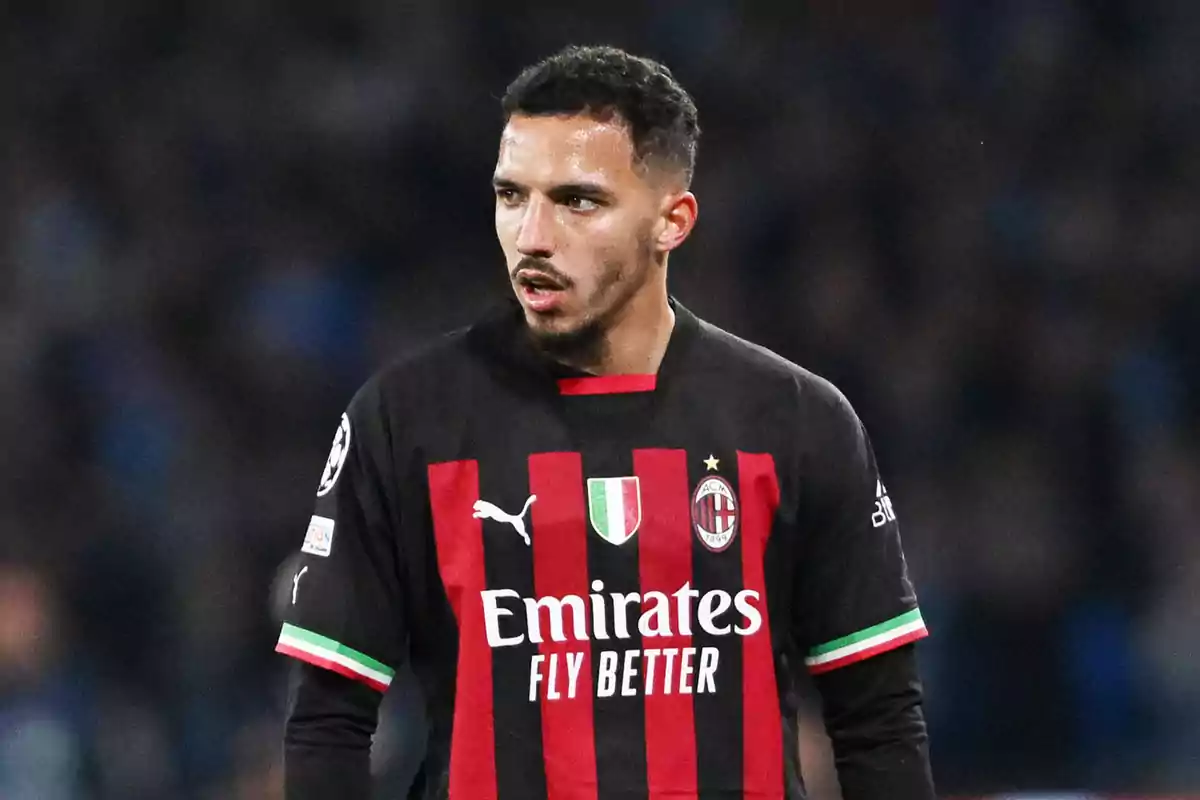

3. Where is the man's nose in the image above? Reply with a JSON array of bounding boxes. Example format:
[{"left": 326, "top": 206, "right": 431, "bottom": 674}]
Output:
[{"left": 515, "top": 197, "right": 556, "bottom": 257}]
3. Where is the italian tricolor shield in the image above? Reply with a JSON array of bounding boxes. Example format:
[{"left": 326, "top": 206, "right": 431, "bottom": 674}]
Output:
[{"left": 587, "top": 476, "right": 642, "bottom": 545}]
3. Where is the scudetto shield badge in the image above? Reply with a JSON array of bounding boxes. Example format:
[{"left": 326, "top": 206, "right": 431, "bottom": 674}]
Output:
[
  {"left": 587, "top": 477, "right": 642, "bottom": 545},
  {"left": 692, "top": 475, "right": 739, "bottom": 551}
]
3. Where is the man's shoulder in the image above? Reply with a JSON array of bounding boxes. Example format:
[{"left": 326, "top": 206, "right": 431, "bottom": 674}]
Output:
[
  {"left": 377, "top": 324, "right": 479, "bottom": 384},
  {"left": 691, "top": 315, "right": 868, "bottom": 460},
  {"left": 693, "top": 316, "right": 850, "bottom": 413},
  {"left": 348, "top": 303, "right": 526, "bottom": 414}
]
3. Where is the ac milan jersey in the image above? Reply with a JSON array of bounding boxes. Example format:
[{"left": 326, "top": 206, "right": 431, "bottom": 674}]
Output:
[{"left": 276, "top": 298, "right": 928, "bottom": 799}]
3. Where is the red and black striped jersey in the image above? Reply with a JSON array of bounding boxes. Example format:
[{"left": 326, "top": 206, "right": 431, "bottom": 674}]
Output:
[{"left": 277, "top": 299, "right": 929, "bottom": 799}]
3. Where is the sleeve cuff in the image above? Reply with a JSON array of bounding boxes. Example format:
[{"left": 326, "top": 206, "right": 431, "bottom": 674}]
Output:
[
  {"left": 805, "top": 608, "right": 928, "bottom": 675},
  {"left": 275, "top": 622, "right": 395, "bottom": 692}
]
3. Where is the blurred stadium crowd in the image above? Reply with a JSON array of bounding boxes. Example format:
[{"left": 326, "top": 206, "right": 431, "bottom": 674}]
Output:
[{"left": 2, "top": 1, "right": 1198, "bottom": 797}]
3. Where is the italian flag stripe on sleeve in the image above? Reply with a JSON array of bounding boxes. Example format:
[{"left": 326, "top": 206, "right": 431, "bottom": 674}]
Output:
[
  {"left": 805, "top": 608, "right": 928, "bottom": 674},
  {"left": 275, "top": 622, "right": 396, "bottom": 692}
]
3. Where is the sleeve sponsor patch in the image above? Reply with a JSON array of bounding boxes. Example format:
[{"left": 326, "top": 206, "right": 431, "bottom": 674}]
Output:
[
  {"left": 316, "top": 413, "right": 352, "bottom": 497},
  {"left": 301, "top": 515, "right": 336, "bottom": 557}
]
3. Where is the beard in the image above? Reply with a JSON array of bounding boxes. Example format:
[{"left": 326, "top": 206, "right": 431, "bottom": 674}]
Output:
[
  {"left": 520, "top": 227, "right": 658, "bottom": 370},
  {"left": 522, "top": 257, "right": 618, "bottom": 368},
  {"left": 526, "top": 313, "right": 608, "bottom": 368}
]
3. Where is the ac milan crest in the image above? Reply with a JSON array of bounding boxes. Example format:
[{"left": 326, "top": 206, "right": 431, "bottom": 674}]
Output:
[{"left": 691, "top": 475, "right": 739, "bottom": 551}]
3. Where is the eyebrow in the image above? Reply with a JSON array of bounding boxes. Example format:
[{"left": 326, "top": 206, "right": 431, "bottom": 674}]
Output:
[{"left": 492, "top": 177, "right": 614, "bottom": 201}]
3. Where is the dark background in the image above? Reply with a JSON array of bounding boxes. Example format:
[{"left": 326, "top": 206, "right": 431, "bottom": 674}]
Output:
[{"left": 2, "top": 1, "right": 1197, "bottom": 797}]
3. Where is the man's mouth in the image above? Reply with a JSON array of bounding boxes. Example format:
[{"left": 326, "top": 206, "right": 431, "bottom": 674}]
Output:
[
  {"left": 515, "top": 270, "right": 568, "bottom": 292},
  {"left": 515, "top": 270, "right": 570, "bottom": 313}
]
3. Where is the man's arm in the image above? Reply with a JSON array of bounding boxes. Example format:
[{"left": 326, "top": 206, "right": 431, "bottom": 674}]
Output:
[
  {"left": 274, "top": 384, "right": 407, "bottom": 798},
  {"left": 813, "top": 644, "right": 934, "bottom": 799},
  {"left": 791, "top": 380, "right": 935, "bottom": 797},
  {"left": 284, "top": 663, "right": 381, "bottom": 799}
]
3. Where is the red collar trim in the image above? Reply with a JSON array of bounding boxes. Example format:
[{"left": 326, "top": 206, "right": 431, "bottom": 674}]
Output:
[{"left": 557, "top": 374, "right": 657, "bottom": 396}]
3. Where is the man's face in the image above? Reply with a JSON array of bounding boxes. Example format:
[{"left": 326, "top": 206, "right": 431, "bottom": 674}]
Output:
[{"left": 493, "top": 114, "right": 665, "bottom": 344}]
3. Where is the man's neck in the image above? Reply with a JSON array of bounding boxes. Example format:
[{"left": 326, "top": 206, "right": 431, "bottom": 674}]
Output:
[{"left": 576, "top": 285, "right": 675, "bottom": 376}]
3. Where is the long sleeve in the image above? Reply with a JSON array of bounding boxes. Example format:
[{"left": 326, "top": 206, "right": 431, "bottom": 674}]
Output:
[
  {"left": 812, "top": 644, "right": 935, "bottom": 799},
  {"left": 284, "top": 662, "right": 382, "bottom": 800},
  {"left": 276, "top": 385, "right": 406, "bottom": 797},
  {"left": 790, "top": 382, "right": 935, "bottom": 795}
]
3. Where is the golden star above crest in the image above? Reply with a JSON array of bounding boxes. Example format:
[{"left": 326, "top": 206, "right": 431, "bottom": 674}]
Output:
[{"left": 703, "top": 454, "right": 720, "bottom": 471}]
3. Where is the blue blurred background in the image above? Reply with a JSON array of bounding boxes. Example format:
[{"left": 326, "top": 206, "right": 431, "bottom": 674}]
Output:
[{"left": 2, "top": 1, "right": 1198, "bottom": 797}]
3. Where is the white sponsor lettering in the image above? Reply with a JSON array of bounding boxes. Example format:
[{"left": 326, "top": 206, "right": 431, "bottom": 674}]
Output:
[
  {"left": 611, "top": 592, "right": 638, "bottom": 639},
  {"left": 597, "top": 651, "right": 618, "bottom": 697},
  {"left": 698, "top": 647, "right": 719, "bottom": 693},
  {"left": 481, "top": 589, "right": 525, "bottom": 647},
  {"left": 673, "top": 583, "right": 699, "bottom": 635},
  {"left": 663, "top": 648, "right": 677, "bottom": 690},
  {"left": 679, "top": 647, "right": 695, "bottom": 694},
  {"left": 621, "top": 649, "right": 640, "bottom": 697},
  {"left": 565, "top": 651, "right": 584, "bottom": 698},
  {"left": 697, "top": 588, "right": 732, "bottom": 634},
  {"left": 481, "top": 585, "right": 762, "bottom": 648},
  {"left": 525, "top": 646, "right": 724, "bottom": 702},
  {"left": 638, "top": 591, "right": 672, "bottom": 637},
  {"left": 529, "top": 654, "right": 545, "bottom": 702},
  {"left": 643, "top": 648, "right": 661, "bottom": 695},
  {"left": 524, "top": 594, "right": 587, "bottom": 644},
  {"left": 589, "top": 579, "right": 610, "bottom": 639},
  {"left": 481, "top": 583, "right": 761, "bottom": 702},
  {"left": 734, "top": 591, "right": 763, "bottom": 635}
]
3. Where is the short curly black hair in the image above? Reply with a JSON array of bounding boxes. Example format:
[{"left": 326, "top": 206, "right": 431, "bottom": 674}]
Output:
[{"left": 501, "top": 45, "right": 700, "bottom": 186}]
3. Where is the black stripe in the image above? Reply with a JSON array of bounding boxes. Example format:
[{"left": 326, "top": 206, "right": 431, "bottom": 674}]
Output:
[
  {"left": 582, "top": 445, "right": 649, "bottom": 797},
  {"left": 692, "top": 454, "right": 745, "bottom": 798},
  {"left": 479, "top": 457, "right": 548, "bottom": 800}
]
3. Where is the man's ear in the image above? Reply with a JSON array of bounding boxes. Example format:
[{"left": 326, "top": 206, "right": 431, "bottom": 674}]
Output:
[{"left": 657, "top": 191, "right": 698, "bottom": 253}]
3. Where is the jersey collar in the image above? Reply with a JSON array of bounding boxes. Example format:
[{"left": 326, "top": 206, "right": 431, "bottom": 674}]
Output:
[
  {"left": 471, "top": 296, "right": 699, "bottom": 397},
  {"left": 549, "top": 298, "right": 699, "bottom": 396}
]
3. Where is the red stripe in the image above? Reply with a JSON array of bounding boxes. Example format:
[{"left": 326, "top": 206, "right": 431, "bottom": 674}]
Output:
[
  {"left": 622, "top": 477, "right": 640, "bottom": 534},
  {"left": 275, "top": 642, "right": 389, "bottom": 693},
  {"left": 737, "top": 452, "right": 783, "bottom": 798},
  {"left": 557, "top": 374, "right": 656, "bottom": 395},
  {"left": 529, "top": 453, "right": 599, "bottom": 800},
  {"left": 807, "top": 626, "right": 929, "bottom": 675},
  {"left": 428, "top": 460, "right": 497, "bottom": 800},
  {"left": 633, "top": 449, "right": 697, "bottom": 800}
]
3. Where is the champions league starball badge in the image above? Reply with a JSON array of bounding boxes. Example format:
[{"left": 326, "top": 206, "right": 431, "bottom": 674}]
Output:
[{"left": 316, "top": 413, "right": 352, "bottom": 497}]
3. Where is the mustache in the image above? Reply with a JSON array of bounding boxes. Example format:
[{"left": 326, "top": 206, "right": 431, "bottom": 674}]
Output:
[{"left": 511, "top": 257, "right": 573, "bottom": 287}]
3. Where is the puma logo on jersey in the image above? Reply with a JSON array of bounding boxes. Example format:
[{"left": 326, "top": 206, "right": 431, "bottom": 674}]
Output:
[
  {"left": 292, "top": 566, "right": 308, "bottom": 604},
  {"left": 473, "top": 495, "right": 537, "bottom": 546}
]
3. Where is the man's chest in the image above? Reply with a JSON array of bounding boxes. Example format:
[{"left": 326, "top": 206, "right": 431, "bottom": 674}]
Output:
[
  {"left": 396, "top": 388, "right": 797, "bottom": 651},
  {"left": 427, "top": 442, "right": 768, "bottom": 560},
  {"left": 413, "top": 436, "right": 784, "bottom": 667}
]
